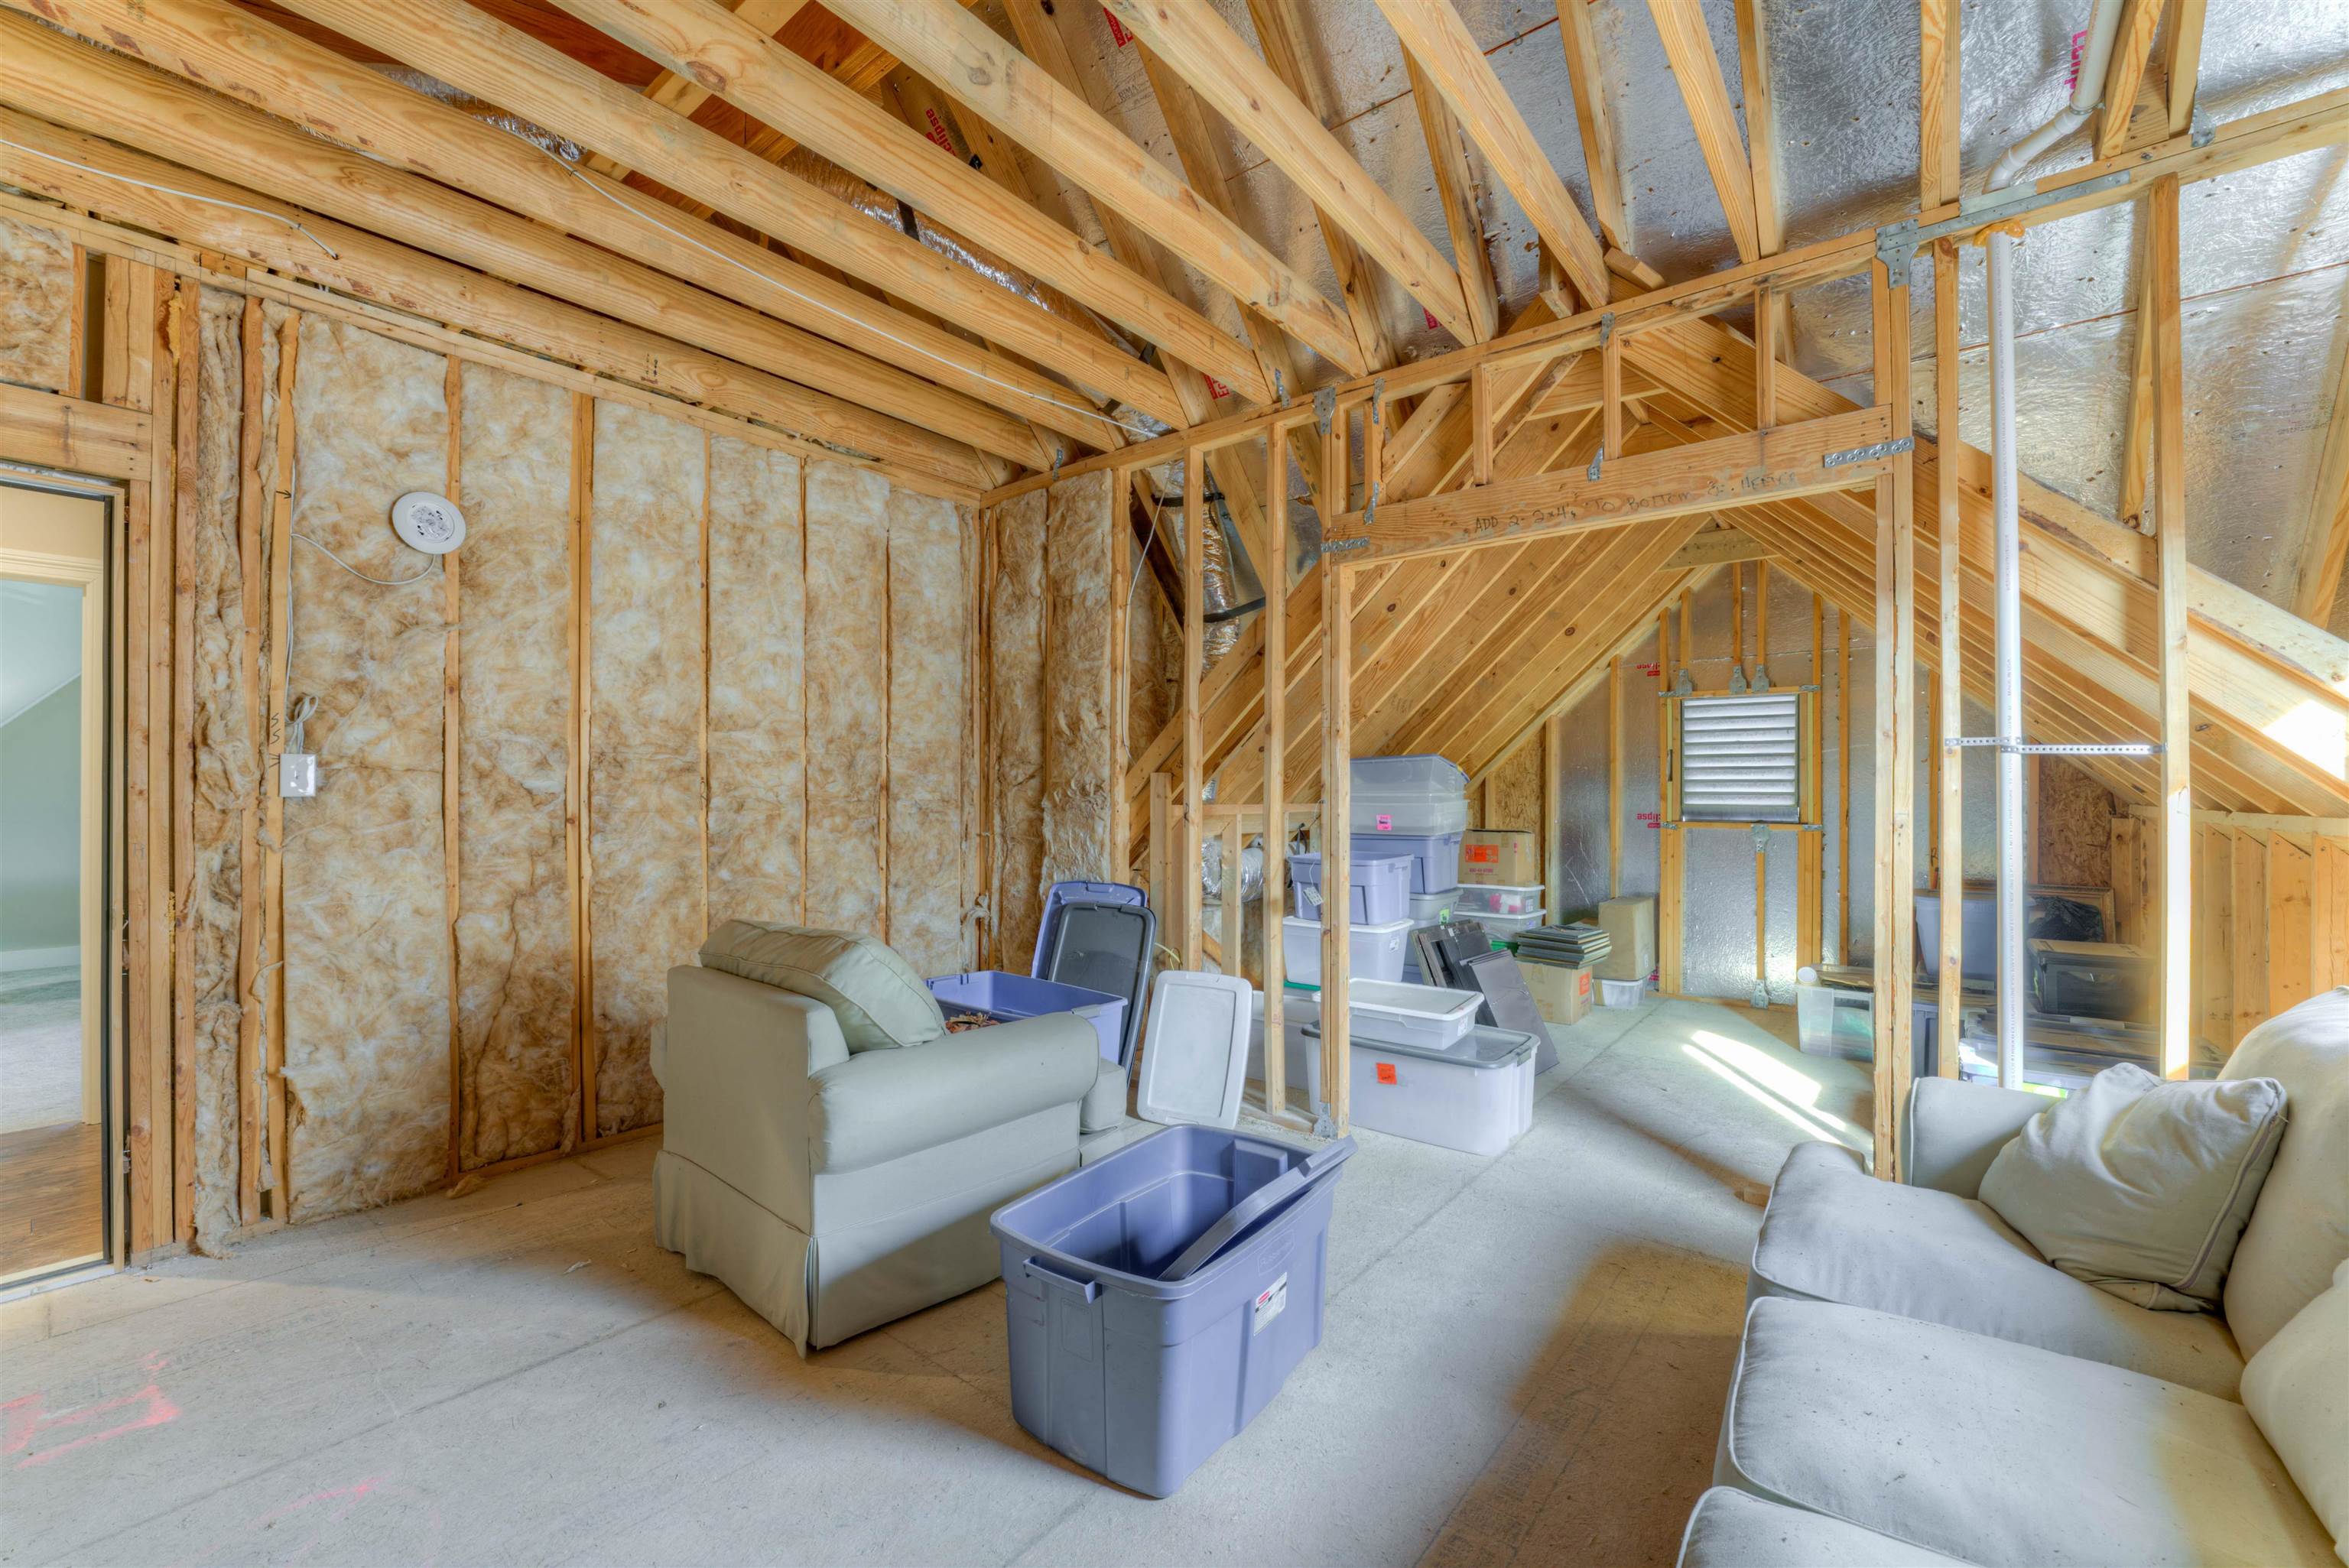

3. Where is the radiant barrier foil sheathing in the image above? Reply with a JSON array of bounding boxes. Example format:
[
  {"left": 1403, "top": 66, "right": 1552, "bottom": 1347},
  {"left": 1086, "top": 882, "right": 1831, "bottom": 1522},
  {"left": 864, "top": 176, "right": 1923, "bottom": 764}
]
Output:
[
  {"left": 589, "top": 400, "right": 703, "bottom": 1138},
  {"left": 279, "top": 317, "right": 452, "bottom": 1222},
  {"left": 453, "top": 364, "right": 576, "bottom": 1169},
  {"left": 707, "top": 437, "right": 805, "bottom": 930}
]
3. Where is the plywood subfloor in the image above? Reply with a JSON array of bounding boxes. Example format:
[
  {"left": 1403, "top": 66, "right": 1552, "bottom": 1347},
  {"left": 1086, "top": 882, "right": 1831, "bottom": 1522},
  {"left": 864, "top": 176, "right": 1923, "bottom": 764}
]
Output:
[{"left": 1, "top": 999, "right": 1871, "bottom": 1566}]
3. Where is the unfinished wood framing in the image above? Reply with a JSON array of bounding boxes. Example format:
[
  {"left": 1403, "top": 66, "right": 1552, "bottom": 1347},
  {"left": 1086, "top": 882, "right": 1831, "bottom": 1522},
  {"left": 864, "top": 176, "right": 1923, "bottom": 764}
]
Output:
[{"left": 1869, "top": 254, "right": 1915, "bottom": 1180}]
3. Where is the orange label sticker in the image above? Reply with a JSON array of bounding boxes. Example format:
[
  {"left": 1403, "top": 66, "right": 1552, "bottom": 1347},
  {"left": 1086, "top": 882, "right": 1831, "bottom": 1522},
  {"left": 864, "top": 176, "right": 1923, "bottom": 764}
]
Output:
[
  {"left": 1374, "top": 1062, "right": 1398, "bottom": 1085},
  {"left": 1467, "top": 846, "right": 1496, "bottom": 862}
]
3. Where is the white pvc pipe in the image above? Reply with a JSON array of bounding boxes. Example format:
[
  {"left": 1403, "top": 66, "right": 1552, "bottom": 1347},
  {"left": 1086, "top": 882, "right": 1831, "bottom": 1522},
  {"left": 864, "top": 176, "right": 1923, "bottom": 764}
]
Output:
[
  {"left": 1987, "top": 229, "right": 2027, "bottom": 1088},
  {"left": 1982, "top": 0, "right": 2130, "bottom": 1087}
]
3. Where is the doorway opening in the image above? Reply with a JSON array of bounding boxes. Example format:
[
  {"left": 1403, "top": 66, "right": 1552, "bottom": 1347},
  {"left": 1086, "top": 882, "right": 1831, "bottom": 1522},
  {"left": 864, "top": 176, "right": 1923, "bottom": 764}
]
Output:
[{"left": 1, "top": 478, "right": 113, "bottom": 1284}]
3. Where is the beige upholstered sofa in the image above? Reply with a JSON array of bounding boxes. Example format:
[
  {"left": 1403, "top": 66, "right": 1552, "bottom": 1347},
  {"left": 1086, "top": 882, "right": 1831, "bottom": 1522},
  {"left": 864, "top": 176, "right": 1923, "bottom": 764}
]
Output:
[
  {"left": 651, "top": 922, "right": 1100, "bottom": 1354},
  {"left": 1678, "top": 986, "right": 2349, "bottom": 1566}
]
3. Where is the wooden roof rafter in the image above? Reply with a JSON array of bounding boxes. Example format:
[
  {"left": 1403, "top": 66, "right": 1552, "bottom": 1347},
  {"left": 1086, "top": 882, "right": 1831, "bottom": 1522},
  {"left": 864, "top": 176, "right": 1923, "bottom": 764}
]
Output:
[
  {"left": 820, "top": 0, "right": 1369, "bottom": 376},
  {"left": 252, "top": 0, "right": 1192, "bottom": 426}
]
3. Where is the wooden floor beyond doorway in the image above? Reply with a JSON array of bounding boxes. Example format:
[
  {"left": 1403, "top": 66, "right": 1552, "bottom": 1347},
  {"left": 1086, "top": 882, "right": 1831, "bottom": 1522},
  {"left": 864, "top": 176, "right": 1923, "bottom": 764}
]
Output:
[{"left": 1, "top": 1120, "right": 103, "bottom": 1279}]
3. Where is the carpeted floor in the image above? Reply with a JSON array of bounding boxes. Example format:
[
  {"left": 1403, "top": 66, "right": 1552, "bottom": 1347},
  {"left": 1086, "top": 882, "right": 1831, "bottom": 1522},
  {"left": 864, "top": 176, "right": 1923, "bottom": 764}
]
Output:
[
  {"left": 0, "top": 965, "right": 85, "bottom": 1135},
  {"left": 0, "top": 995, "right": 1870, "bottom": 1567}
]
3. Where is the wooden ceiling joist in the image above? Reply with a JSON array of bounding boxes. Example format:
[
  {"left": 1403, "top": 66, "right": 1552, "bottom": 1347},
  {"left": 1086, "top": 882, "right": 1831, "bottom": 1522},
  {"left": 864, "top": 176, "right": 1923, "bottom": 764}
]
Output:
[
  {"left": 1103, "top": 0, "right": 1477, "bottom": 348},
  {"left": 820, "top": 0, "right": 1369, "bottom": 376},
  {"left": 18, "top": 0, "right": 1145, "bottom": 449},
  {"left": 1552, "top": 0, "right": 1627, "bottom": 250},
  {"left": 1405, "top": 50, "right": 1506, "bottom": 345},
  {"left": 248, "top": 0, "right": 1187, "bottom": 424},
  {"left": 0, "top": 109, "right": 993, "bottom": 490},
  {"left": 542, "top": 0, "right": 1270, "bottom": 410},
  {"left": 0, "top": 17, "right": 1048, "bottom": 469},
  {"left": 1372, "top": 0, "right": 1612, "bottom": 310}
]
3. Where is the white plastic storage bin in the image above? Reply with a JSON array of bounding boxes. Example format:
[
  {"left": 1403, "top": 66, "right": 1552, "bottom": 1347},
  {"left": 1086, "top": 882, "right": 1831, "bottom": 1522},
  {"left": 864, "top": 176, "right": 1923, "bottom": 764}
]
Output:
[
  {"left": 1598, "top": 979, "right": 1645, "bottom": 1008},
  {"left": 1343, "top": 979, "right": 1482, "bottom": 1051},
  {"left": 1469, "top": 907, "right": 1546, "bottom": 940},
  {"left": 1287, "top": 853, "right": 1413, "bottom": 924},
  {"left": 1349, "top": 754, "right": 1471, "bottom": 837},
  {"left": 1406, "top": 890, "right": 1455, "bottom": 924},
  {"left": 1281, "top": 915, "right": 1412, "bottom": 985},
  {"left": 1451, "top": 883, "right": 1544, "bottom": 917},
  {"left": 1794, "top": 979, "right": 1873, "bottom": 1059},
  {"left": 1350, "top": 830, "right": 1464, "bottom": 894},
  {"left": 1347, "top": 1027, "right": 1537, "bottom": 1156}
]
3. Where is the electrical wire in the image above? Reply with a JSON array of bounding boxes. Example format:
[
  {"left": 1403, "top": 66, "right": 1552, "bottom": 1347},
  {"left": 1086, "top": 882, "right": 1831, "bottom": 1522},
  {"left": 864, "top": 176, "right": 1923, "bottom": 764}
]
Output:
[
  {"left": 293, "top": 530, "right": 440, "bottom": 586},
  {"left": 550, "top": 148, "right": 1161, "bottom": 443},
  {"left": 0, "top": 135, "right": 342, "bottom": 258}
]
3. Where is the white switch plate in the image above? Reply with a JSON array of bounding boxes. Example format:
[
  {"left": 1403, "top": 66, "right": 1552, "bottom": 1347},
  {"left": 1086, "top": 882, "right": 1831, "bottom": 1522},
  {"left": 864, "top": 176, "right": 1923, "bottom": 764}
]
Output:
[{"left": 278, "top": 753, "right": 317, "bottom": 798}]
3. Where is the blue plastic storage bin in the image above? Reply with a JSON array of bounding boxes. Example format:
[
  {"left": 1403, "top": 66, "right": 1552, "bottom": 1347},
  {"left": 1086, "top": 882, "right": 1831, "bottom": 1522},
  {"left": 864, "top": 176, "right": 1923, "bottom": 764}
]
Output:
[
  {"left": 991, "top": 1125, "right": 1355, "bottom": 1497},
  {"left": 1285, "top": 852, "right": 1412, "bottom": 924},
  {"left": 1350, "top": 829, "right": 1464, "bottom": 894},
  {"left": 927, "top": 971, "right": 1125, "bottom": 1064}
]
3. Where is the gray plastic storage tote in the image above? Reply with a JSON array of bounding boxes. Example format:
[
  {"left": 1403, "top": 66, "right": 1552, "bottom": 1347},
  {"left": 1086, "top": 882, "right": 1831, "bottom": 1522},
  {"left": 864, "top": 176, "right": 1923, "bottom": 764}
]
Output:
[{"left": 990, "top": 1125, "right": 1356, "bottom": 1497}]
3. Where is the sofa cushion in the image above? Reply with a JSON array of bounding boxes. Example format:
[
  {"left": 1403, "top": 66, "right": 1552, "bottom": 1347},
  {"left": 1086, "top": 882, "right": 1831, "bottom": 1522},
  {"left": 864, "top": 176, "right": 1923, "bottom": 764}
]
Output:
[
  {"left": 2242, "top": 1256, "right": 2349, "bottom": 1562},
  {"left": 1977, "top": 1063, "right": 2286, "bottom": 1311},
  {"left": 2222, "top": 987, "right": 2349, "bottom": 1358},
  {"left": 1677, "top": 1487, "right": 1969, "bottom": 1568},
  {"left": 699, "top": 920, "right": 946, "bottom": 1053},
  {"left": 1753, "top": 1140, "right": 2242, "bottom": 1397},
  {"left": 1719, "top": 1297, "right": 2334, "bottom": 1567}
]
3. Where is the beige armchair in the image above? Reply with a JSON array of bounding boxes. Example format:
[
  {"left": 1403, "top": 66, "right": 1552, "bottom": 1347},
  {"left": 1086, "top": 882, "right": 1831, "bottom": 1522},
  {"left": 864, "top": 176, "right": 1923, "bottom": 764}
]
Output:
[{"left": 652, "top": 922, "right": 1100, "bottom": 1354}]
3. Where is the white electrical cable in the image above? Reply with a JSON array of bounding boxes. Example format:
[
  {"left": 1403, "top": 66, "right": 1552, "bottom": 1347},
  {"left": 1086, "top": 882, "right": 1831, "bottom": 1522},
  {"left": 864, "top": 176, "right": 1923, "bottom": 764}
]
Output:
[
  {"left": 0, "top": 135, "right": 343, "bottom": 258},
  {"left": 552, "top": 151, "right": 1161, "bottom": 443},
  {"left": 292, "top": 530, "right": 440, "bottom": 586}
]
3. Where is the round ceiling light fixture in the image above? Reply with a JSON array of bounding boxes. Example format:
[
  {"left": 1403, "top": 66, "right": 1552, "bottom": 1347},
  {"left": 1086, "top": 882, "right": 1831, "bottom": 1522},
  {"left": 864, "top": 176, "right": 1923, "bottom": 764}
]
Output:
[{"left": 390, "top": 490, "right": 467, "bottom": 555}]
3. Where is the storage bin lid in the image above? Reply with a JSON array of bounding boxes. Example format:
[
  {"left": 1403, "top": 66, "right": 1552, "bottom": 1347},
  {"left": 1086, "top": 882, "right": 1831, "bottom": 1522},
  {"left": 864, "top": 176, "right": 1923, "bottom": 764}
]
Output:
[
  {"left": 1032, "top": 879, "right": 1147, "bottom": 976},
  {"left": 1286, "top": 852, "right": 1415, "bottom": 880},
  {"left": 1307, "top": 1020, "right": 1538, "bottom": 1069},
  {"left": 1281, "top": 914, "right": 1414, "bottom": 936},
  {"left": 1344, "top": 979, "right": 1483, "bottom": 1024},
  {"left": 1350, "top": 754, "right": 1468, "bottom": 795},
  {"left": 1037, "top": 901, "right": 1157, "bottom": 1066},
  {"left": 1133, "top": 972, "right": 1252, "bottom": 1129}
]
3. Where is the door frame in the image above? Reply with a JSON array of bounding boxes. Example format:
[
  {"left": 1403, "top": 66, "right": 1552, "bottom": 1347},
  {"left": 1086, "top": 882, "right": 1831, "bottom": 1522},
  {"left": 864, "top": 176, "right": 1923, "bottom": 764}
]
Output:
[{"left": 1, "top": 467, "right": 125, "bottom": 1289}]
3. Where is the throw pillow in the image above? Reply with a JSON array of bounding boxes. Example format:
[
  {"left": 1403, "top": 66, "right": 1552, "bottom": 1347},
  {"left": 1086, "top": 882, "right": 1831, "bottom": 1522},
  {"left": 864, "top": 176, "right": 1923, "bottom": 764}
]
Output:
[
  {"left": 697, "top": 921, "right": 947, "bottom": 1053},
  {"left": 1980, "top": 1063, "right": 2286, "bottom": 1311},
  {"left": 2240, "top": 1256, "right": 2349, "bottom": 1563}
]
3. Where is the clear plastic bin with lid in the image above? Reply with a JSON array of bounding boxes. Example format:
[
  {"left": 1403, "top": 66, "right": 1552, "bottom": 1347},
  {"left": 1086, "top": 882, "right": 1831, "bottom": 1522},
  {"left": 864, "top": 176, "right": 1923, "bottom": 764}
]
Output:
[{"left": 1347, "top": 754, "right": 1471, "bottom": 836}]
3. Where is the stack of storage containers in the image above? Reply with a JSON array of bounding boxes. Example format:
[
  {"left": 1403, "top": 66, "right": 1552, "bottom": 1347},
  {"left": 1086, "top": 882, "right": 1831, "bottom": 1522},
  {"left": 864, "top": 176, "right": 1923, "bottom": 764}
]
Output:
[
  {"left": 1338, "top": 755, "right": 1471, "bottom": 984},
  {"left": 1278, "top": 755, "right": 1486, "bottom": 985}
]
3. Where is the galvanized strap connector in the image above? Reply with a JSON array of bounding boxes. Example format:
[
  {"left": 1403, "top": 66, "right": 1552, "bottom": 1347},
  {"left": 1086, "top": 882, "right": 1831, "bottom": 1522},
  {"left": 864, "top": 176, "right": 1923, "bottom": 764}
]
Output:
[
  {"left": 1946, "top": 735, "right": 2163, "bottom": 757},
  {"left": 1824, "top": 435, "right": 1914, "bottom": 468}
]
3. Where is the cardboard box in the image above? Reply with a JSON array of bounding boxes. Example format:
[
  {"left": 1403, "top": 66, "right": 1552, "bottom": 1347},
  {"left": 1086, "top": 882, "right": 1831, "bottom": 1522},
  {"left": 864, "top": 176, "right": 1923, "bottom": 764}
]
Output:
[
  {"left": 1596, "top": 894, "right": 1656, "bottom": 982},
  {"left": 1460, "top": 829, "right": 1539, "bottom": 885},
  {"left": 1521, "top": 958, "right": 1593, "bottom": 1025}
]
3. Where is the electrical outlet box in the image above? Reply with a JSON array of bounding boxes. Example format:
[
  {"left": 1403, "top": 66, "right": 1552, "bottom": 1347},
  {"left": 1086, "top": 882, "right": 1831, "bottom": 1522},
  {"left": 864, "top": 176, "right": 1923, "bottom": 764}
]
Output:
[{"left": 278, "top": 752, "right": 317, "bottom": 798}]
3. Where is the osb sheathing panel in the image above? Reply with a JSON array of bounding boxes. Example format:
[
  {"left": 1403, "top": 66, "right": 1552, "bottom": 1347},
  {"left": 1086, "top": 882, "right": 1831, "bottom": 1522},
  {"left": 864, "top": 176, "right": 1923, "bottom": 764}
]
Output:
[
  {"left": 707, "top": 437, "right": 804, "bottom": 929},
  {"left": 804, "top": 461, "right": 889, "bottom": 940},
  {"left": 886, "top": 485, "right": 969, "bottom": 976},
  {"left": 0, "top": 215, "right": 74, "bottom": 394},
  {"left": 2036, "top": 757, "right": 2116, "bottom": 890},
  {"left": 279, "top": 317, "right": 451, "bottom": 1222},
  {"left": 184, "top": 288, "right": 249, "bottom": 1245},
  {"left": 989, "top": 489, "right": 1047, "bottom": 968},
  {"left": 589, "top": 400, "right": 703, "bottom": 1137},
  {"left": 453, "top": 363, "right": 575, "bottom": 1169},
  {"left": 1041, "top": 470, "right": 1114, "bottom": 889}
]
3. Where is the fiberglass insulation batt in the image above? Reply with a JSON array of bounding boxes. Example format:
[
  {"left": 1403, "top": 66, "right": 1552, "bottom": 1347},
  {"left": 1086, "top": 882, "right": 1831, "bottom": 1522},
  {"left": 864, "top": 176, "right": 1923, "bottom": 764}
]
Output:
[
  {"left": 279, "top": 317, "right": 453, "bottom": 1221},
  {"left": 0, "top": 214, "right": 74, "bottom": 393},
  {"left": 184, "top": 288, "right": 252, "bottom": 1245},
  {"left": 453, "top": 364, "right": 577, "bottom": 1168},
  {"left": 885, "top": 484, "right": 972, "bottom": 977},
  {"left": 803, "top": 461, "right": 889, "bottom": 940},
  {"left": 706, "top": 437, "right": 804, "bottom": 929},
  {"left": 588, "top": 400, "right": 703, "bottom": 1138},
  {"left": 1041, "top": 469, "right": 1115, "bottom": 890},
  {"left": 988, "top": 488, "right": 1047, "bottom": 967}
]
